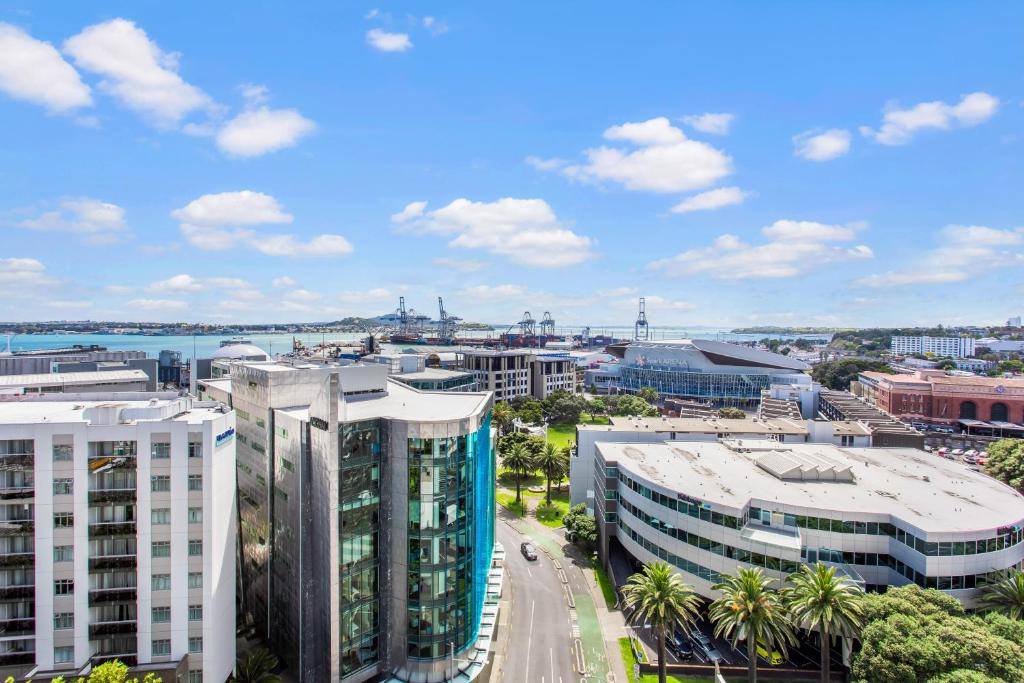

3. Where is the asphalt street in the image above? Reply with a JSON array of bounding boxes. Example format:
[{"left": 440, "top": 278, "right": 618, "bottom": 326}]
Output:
[{"left": 496, "top": 519, "right": 578, "bottom": 683}]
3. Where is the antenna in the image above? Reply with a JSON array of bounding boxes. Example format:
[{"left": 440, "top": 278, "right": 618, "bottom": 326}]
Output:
[{"left": 635, "top": 297, "right": 649, "bottom": 341}]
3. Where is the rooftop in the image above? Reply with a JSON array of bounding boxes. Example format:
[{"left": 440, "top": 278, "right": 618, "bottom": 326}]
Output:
[
  {"left": 0, "top": 396, "right": 225, "bottom": 425},
  {"left": 394, "top": 367, "right": 473, "bottom": 380},
  {"left": 862, "top": 370, "right": 1024, "bottom": 389},
  {"left": 582, "top": 415, "right": 813, "bottom": 436},
  {"left": 0, "top": 369, "right": 149, "bottom": 388},
  {"left": 287, "top": 377, "right": 490, "bottom": 424},
  {"left": 598, "top": 440, "right": 1024, "bottom": 534}
]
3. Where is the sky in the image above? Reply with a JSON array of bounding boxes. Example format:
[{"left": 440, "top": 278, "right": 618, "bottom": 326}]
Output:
[{"left": 1, "top": 2, "right": 1022, "bottom": 328}]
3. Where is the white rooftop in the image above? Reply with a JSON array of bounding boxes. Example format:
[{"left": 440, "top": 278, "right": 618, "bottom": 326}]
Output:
[
  {"left": 0, "top": 396, "right": 224, "bottom": 425},
  {"left": 395, "top": 367, "right": 473, "bottom": 380},
  {"left": 598, "top": 440, "right": 1024, "bottom": 534},
  {"left": 0, "top": 369, "right": 149, "bottom": 388}
]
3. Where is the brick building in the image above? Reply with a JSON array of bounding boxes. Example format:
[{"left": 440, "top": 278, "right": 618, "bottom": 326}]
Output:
[{"left": 858, "top": 370, "right": 1024, "bottom": 424}]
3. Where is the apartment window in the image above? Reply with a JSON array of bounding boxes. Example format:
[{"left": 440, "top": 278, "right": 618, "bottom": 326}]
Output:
[
  {"left": 152, "top": 639, "right": 171, "bottom": 656},
  {"left": 188, "top": 507, "right": 203, "bottom": 524},
  {"left": 188, "top": 442, "right": 203, "bottom": 458},
  {"left": 189, "top": 671, "right": 203, "bottom": 683},
  {"left": 188, "top": 572, "right": 202, "bottom": 589},
  {"left": 188, "top": 604, "right": 203, "bottom": 621},
  {"left": 152, "top": 541, "right": 171, "bottom": 558},
  {"left": 188, "top": 539, "right": 202, "bottom": 557},
  {"left": 53, "top": 444, "right": 73, "bottom": 462},
  {"left": 256, "top": 417, "right": 266, "bottom": 428},
  {"left": 152, "top": 606, "right": 171, "bottom": 623},
  {"left": 54, "top": 612, "right": 74, "bottom": 629},
  {"left": 151, "top": 475, "right": 171, "bottom": 492},
  {"left": 152, "top": 508, "right": 170, "bottom": 525},
  {"left": 152, "top": 574, "right": 171, "bottom": 591},
  {"left": 54, "top": 512, "right": 74, "bottom": 528},
  {"left": 53, "top": 478, "right": 73, "bottom": 495},
  {"left": 55, "top": 579, "right": 74, "bottom": 595},
  {"left": 151, "top": 442, "right": 171, "bottom": 459},
  {"left": 54, "top": 646, "right": 74, "bottom": 664},
  {"left": 188, "top": 637, "right": 203, "bottom": 654},
  {"left": 54, "top": 545, "right": 73, "bottom": 562},
  {"left": 188, "top": 475, "right": 202, "bottom": 491}
]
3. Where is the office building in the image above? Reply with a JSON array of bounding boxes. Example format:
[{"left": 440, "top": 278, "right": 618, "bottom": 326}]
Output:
[
  {"left": 0, "top": 395, "right": 236, "bottom": 683},
  {"left": 592, "top": 439, "right": 1024, "bottom": 607},
  {"left": 365, "top": 354, "right": 478, "bottom": 392},
  {"left": 570, "top": 415, "right": 870, "bottom": 508},
  {"left": 459, "top": 349, "right": 575, "bottom": 401},
  {"left": 0, "top": 349, "right": 147, "bottom": 377},
  {"left": 202, "top": 361, "right": 497, "bottom": 682},
  {"left": 0, "top": 370, "right": 151, "bottom": 396},
  {"left": 890, "top": 336, "right": 976, "bottom": 358},
  {"left": 51, "top": 360, "right": 159, "bottom": 393},
  {"left": 857, "top": 369, "right": 1024, "bottom": 425}
]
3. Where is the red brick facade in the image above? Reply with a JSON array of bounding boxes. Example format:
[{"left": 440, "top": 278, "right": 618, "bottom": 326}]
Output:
[{"left": 859, "top": 370, "right": 1024, "bottom": 424}]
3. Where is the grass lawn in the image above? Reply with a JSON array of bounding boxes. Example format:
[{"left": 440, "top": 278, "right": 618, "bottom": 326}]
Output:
[
  {"left": 495, "top": 491, "right": 527, "bottom": 517},
  {"left": 524, "top": 486, "right": 570, "bottom": 527},
  {"left": 592, "top": 557, "right": 618, "bottom": 609},
  {"left": 496, "top": 467, "right": 543, "bottom": 489},
  {"left": 618, "top": 637, "right": 771, "bottom": 683},
  {"left": 580, "top": 413, "right": 612, "bottom": 425},
  {"left": 546, "top": 422, "right": 577, "bottom": 450}
]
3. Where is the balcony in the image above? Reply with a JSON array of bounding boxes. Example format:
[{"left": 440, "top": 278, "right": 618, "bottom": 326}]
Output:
[
  {"left": 88, "top": 587, "right": 137, "bottom": 605},
  {"left": 0, "top": 486, "right": 34, "bottom": 501},
  {"left": 0, "top": 618, "right": 34, "bottom": 636},
  {"left": 0, "top": 552, "right": 34, "bottom": 568},
  {"left": 0, "top": 453, "right": 34, "bottom": 469},
  {"left": 0, "top": 585, "right": 34, "bottom": 600},
  {"left": 89, "top": 521, "right": 136, "bottom": 537},
  {"left": 88, "top": 456, "right": 136, "bottom": 474},
  {"left": 89, "top": 620, "right": 137, "bottom": 638},
  {"left": 89, "top": 554, "right": 137, "bottom": 571},
  {"left": 0, "top": 652, "right": 34, "bottom": 666},
  {"left": 0, "top": 520, "right": 34, "bottom": 536},
  {"left": 88, "top": 488, "right": 137, "bottom": 504},
  {"left": 91, "top": 653, "right": 137, "bottom": 667}
]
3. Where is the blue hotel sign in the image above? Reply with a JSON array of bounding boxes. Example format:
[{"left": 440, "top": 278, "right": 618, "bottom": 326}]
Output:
[{"left": 215, "top": 427, "right": 235, "bottom": 448}]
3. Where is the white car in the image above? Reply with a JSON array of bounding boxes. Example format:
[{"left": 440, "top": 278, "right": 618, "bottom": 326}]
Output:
[{"left": 952, "top": 449, "right": 964, "bottom": 456}]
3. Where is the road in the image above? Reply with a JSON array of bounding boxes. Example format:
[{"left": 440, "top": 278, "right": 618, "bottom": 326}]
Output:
[{"left": 496, "top": 518, "right": 578, "bottom": 683}]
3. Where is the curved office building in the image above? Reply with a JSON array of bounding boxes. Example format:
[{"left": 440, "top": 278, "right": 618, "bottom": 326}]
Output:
[
  {"left": 593, "top": 439, "right": 1024, "bottom": 606},
  {"left": 616, "top": 339, "right": 810, "bottom": 407}
]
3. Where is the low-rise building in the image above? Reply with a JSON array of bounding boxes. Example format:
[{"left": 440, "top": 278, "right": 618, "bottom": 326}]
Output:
[
  {"left": 0, "top": 370, "right": 151, "bottom": 395},
  {"left": 593, "top": 439, "right": 1024, "bottom": 607},
  {"left": 857, "top": 369, "right": 1024, "bottom": 425},
  {"left": 0, "top": 395, "right": 236, "bottom": 683}
]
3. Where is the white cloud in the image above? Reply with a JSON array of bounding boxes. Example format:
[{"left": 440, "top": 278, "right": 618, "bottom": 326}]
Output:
[
  {"left": 670, "top": 187, "right": 748, "bottom": 214},
  {"left": 171, "top": 191, "right": 293, "bottom": 226},
  {"left": 859, "top": 92, "right": 999, "bottom": 146},
  {"left": 0, "top": 257, "right": 52, "bottom": 288},
  {"left": 681, "top": 113, "right": 734, "bottom": 136},
  {"left": 858, "top": 224, "right": 1024, "bottom": 287},
  {"left": 0, "top": 23, "right": 92, "bottom": 113},
  {"left": 239, "top": 83, "right": 269, "bottom": 106},
  {"left": 63, "top": 18, "right": 211, "bottom": 127},
  {"left": 250, "top": 234, "right": 353, "bottom": 257},
  {"left": 283, "top": 288, "right": 320, "bottom": 302},
  {"left": 525, "top": 156, "right": 567, "bottom": 171},
  {"left": 422, "top": 17, "right": 449, "bottom": 35},
  {"left": 104, "top": 285, "right": 134, "bottom": 295},
  {"left": 395, "top": 197, "right": 595, "bottom": 267},
  {"left": 18, "top": 197, "right": 126, "bottom": 242},
  {"left": 272, "top": 276, "right": 296, "bottom": 288},
  {"left": 649, "top": 219, "right": 872, "bottom": 280},
  {"left": 560, "top": 117, "right": 733, "bottom": 193},
  {"left": 216, "top": 107, "right": 315, "bottom": 157},
  {"left": 126, "top": 298, "right": 189, "bottom": 312},
  {"left": 793, "top": 128, "right": 851, "bottom": 161},
  {"left": 432, "top": 257, "right": 485, "bottom": 272},
  {"left": 148, "top": 274, "right": 204, "bottom": 293},
  {"left": 179, "top": 224, "right": 254, "bottom": 251},
  {"left": 391, "top": 201, "right": 427, "bottom": 224},
  {"left": 366, "top": 29, "right": 412, "bottom": 52}
]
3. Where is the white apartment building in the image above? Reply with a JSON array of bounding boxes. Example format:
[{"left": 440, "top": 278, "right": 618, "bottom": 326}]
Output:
[
  {"left": 890, "top": 335, "right": 976, "bottom": 358},
  {"left": 460, "top": 350, "right": 576, "bottom": 401},
  {"left": 0, "top": 395, "right": 235, "bottom": 683}
]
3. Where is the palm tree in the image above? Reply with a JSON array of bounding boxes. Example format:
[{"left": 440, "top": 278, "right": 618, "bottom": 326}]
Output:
[
  {"left": 977, "top": 569, "right": 1024, "bottom": 619},
  {"left": 235, "top": 647, "right": 281, "bottom": 683},
  {"left": 503, "top": 442, "right": 535, "bottom": 504},
  {"left": 621, "top": 561, "right": 701, "bottom": 683},
  {"left": 710, "top": 567, "right": 795, "bottom": 683},
  {"left": 784, "top": 563, "right": 865, "bottom": 683},
  {"left": 535, "top": 442, "right": 569, "bottom": 505},
  {"left": 492, "top": 402, "right": 514, "bottom": 436}
]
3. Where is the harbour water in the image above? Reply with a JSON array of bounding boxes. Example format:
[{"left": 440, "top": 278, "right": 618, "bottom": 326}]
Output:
[{"left": 4, "top": 328, "right": 831, "bottom": 361}]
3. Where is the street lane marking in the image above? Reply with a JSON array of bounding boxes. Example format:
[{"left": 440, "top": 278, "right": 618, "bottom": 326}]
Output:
[
  {"left": 550, "top": 647, "right": 555, "bottom": 683},
  {"left": 524, "top": 600, "right": 536, "bottom": 678}
]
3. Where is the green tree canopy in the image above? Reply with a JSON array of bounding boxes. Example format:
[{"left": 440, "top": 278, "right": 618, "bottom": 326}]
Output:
[
  {"left": 563, "top": 503, "right": 596, "bottom": 549},
  {"left": 610, "top": 395, "right": 659, "bottom": 417},
  {"left": 637, "top": 387, "right": 659, "bottom": 405},
  {"left": 622, "top": 561, "right": 701, "bottom": 683},
  {"left": 541, "top": 390, "right": 586, "bottom": 424},
  {"left": 717, "top": 407, "right": 746, "bottom": 419},
  {"left": 984, "top": 439, "right": 1024, "bottom": 493},
  {"left": 811, "top": 358, "right": 893, "bottom": 391}
]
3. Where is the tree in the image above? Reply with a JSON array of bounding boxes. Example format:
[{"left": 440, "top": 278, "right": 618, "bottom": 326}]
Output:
[
  {"left": 709, "top": 568, "right": 795, "bottom": 683},
  {"left": 811, "top": 358, "right": 894, "bottom": 391},
  {"left": 536, "top": 442, "right": 569, "bottom": 505},
  {"left": 497, "top": 432, "right": 544, "bottom": 459},
  {"left": 235, "top": 647, "right": 282, "bottom": 683},
  {"left": 503, "top": 442, "right": 535, "bottom": 503},
  {"left": 612, "top": 395, "right": 659, "bottom": 417},
  {"left": 717, "top": 407, "right": 746, "bottom": 419},
  {"left": 638, "top": 387, "right": 659, "bottom": 405},
  {"left": 621, "top": 561, "right": 701, "bottom": 683},
  {"left": 541, "top": 390, "right": 584, "bottom": 424},
  {"left": 978, "top": 570, "right": 1024, "bottom": 620},
  {"left": 563, "top": 503, "right": 597, "bottom": 549},
  {"left": 587, "top": 397, "right": 607, "bottom": 419},
  {"left": 984, "top": 439, "right": 1024, "bottom": 493},
  {"left": 852, "top": 585, "right": 1024, "bottom": 683},
  {"left": 52, "top": 661, "right": 163, "bottom": 683},
  {"left": 784, "top": 563, "right": 865, "bottom": 683},
  {"left": 492, "top": 402, "right": 515, "bottom": 436},
  {"left": 516, "top": 400, "right": 544, "bottom": 425}
]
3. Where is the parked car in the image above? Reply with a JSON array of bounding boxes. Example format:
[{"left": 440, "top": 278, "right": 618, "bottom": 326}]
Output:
[
  {"left": 952, "top": 449, "right": 964, "bottom": 456},
  {"left": 667, "top": 633, "right": 693, "bottom": 660},
  {"left": 520, "top": 542, "right": 537, "bottom": 561},
  {"left": 963, "top": 455, "right": 978, "bottom": 464},
  {"left": 924, "top": 445, "right": 934, "bottom": 452},
  {"left": 977, "top": 456, "right": 987, "bottom": 466},
  {"left": 692, "top": 639, "right": 724, "bottom": 664},
  {"left": 965, "top": 449, "right": 979, "bottom": 457},
  {"left": 757, "top": 642, "right": 785, "bottom": 666}
]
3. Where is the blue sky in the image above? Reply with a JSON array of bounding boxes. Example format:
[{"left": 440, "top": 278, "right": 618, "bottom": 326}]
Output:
[{"left": 1, "top": 2, "right": 1022, "bottom": 327}]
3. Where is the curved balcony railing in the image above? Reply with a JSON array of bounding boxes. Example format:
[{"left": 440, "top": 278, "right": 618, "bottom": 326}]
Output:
[
  {"left": 0, "top": 520, "right": 33, "bottom": 536},
  {"left": 89, "top": 521, "right": 136, "bottom": 537},
  {"left": 0, "top": 486, "right": 34, "bottom": 500},
  {"left": 0, "top": 617, "right": 35, "bottom": 636},
  {"left": 88, "top": 488, "right": 137, "bottom": 504},
  {"left": 88, "top": 587, "right": 137, "bottom": 605},
  {"left": 89, "top": 620, "right": 137, "bottom": 638},
  {"left": 89, "top": 554, "right": 137, "bottom": 571},
  {"left": 0, "top": 552, "right": 34, "bottom": 567},
  {"left": 0, "top": 584, "right": 34, "bottom": 600}
]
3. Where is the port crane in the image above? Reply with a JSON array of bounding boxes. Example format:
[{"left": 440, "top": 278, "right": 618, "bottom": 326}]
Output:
[
  {"left": 518, "top": 311, "right": 536, "bottom": 337},
  {"left": 634, "top": 297, "right": 649, "bottom": 341},
  {"left": 437, "top": 297, "right": 461, "bottom": 343},
  {"left": 539, "top": 312, "right": 555, "bottom": 337}
]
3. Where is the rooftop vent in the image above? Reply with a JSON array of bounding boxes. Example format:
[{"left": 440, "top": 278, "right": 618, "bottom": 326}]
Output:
[{"left": 756, "top": 450, "right": 856, "bottom": 483}]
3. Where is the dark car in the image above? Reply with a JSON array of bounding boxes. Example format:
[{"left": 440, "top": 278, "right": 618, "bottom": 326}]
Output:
[
  {"left": 520, "top": 542, "right": 538, "bottom": 561},
  {"left": 691, "top": 635, "right": 724, "bottom": 664},
  {"left": 667, "top": 633, "right": 693, "bottom": 660}
]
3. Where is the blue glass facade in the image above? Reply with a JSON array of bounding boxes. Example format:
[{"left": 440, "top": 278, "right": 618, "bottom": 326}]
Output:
[
  {"left": 470, "top": 414, "right": 494, "bottom": 645},
  {"left": 619, "top": 365, "right": 793, "bottom": 402}
]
